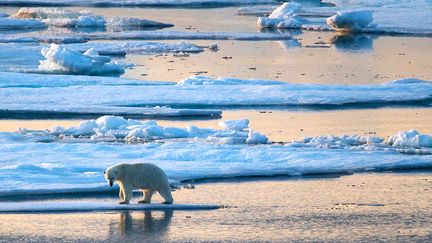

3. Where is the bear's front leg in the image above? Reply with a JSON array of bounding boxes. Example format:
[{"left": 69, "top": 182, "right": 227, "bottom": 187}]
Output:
[
  {"left": 119, "top": 187, "right": 124, "bottom": 201},
  {"left": 119, "top": 184, "right": 132, "bottom": 204},
  {"left": 138, "top": 189, "right": 155, "bottom": 204}
]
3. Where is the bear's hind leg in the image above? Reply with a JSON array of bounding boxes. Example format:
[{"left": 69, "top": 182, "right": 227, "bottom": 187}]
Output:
[
  {"left": 159, "top": 188, "right": 173, "bottom": 204},
  {"left": 138, "top": 189, "right": 154, "bottom": 204}
]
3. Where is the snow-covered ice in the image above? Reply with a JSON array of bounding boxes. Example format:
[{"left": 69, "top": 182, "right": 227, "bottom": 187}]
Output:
[
  {"left": 13, "top": 8, "right": 173, "bottom": 29},
  {"left": 0, "top": 42, "right": 204, "bottom": 73},
  {"left": 65, "top": 41, "right": 204, "bottom": 56},
  {"left": 0, "top": 0, "right": 276, "bottom": 7},
  {"left": 19, "top": 115, "right": 266, "bottom": 145},
  {"left": 0, "top": 128, "right": 431, "bottom": 196},
  {"left": 258, "top": 2, "right": 307, "bottom": 29},
  {"left": 0, "top": 17, "right": 46, "bottom": 29},
  {"left": 258, "top": 0, "right": 432, "bottom": 35},
  {"left": 0, "top": 73, "right": 432, "bottom": 117},
  {"left": 0, "top": 30, "right": 294, "bottom": 44},
  {"left": 326, "top": 10, "right": 376, "bottom": 32},
  {"left": 38, "top": 44, "right": 125, "bottom": 75},
  {"left": 0, "top": 202, "right": 220, "bottom": 212}
]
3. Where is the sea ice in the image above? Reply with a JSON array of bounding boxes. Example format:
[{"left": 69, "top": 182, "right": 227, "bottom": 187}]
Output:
[
  {"left": 13, "top": 7, "right": 172, "bottom": 29},
  {"left": 259, "top": 1, "right": 432, "bottom": 35},
  {"left": 0, "top": 17, "right": 45, "bottom": 29},
  {"left": 326, "top": 10, "right": 376, "bottom": 31},
  {"left": 258, "top": 2, "right": 307, "bottom": 29},
  {"left": 387, "top": 129, "right": 432, "bottom": 148},
  {"left": 65, "top": 41, "right": 204, "bottom": 56},
  {"left": 0, "top": 73, "right": 432, "bottom": 116},
  {"left": 0, "top": 0, "right": 276, "bottom": 7},
  {"left": 38, "top": 44, "right": 125, "bottom": 75},
  {"left": 0, "top": 129, "right": 431, "bottom": 196},
  {"left": 20, "top": 115, "right": 266, "bottom": 145}
]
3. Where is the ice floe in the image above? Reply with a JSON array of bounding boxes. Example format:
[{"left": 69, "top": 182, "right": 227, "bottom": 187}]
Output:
[
  {"left": 0, "top": 128, "right": 431, "bottom": 196},
  {"left": 0, "top": 41, "right": 204, "bottom": 73},
  {"left": 0, "top": 30, "right": 294, "bottom": 44},
  {"left": 19, "top": 115, "right": 267, "bottom": 145},
  {"left": 13, "top": 7, "right": 173, "bottom": 29},
  {"left": 38, "top": 44, "right": 125, "bottom": 75},
  {"left": 259, "top": 1, "right": 432, "bottom": 35},
  {"left": 0, "top": 17, "right": 46, "bottom": 29},
  {"left": 326, "top": 10, "right": 376, "bottom": 31},
  {"left": 65, "top": 41, "right": 204, "bottom": 56},
  {"left": 0, "top": 73, "right": 432, "bottom": 117},
  {"left": 0, "top": 202, "right": 220, "bottom": 212},
  {"left": 0, "top": 0, "right": 276, "bottom": 7}
]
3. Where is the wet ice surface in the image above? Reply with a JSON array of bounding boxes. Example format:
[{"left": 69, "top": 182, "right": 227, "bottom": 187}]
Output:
[{"left": 0, "top": 173, "right": 431, "bottom": 242}]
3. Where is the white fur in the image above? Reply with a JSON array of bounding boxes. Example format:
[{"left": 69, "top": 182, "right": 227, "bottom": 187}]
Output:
[{"left": 104, "top": 163, "right": 173, "bottom": 204}]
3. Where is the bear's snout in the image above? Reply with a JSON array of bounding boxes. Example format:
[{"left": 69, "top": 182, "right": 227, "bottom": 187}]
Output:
[{"left": 109, "top": 180, "right": 113, "bottom": 187}]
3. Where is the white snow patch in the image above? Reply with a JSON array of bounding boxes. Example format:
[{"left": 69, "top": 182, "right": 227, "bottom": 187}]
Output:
[{"left": 38, "top": 44, "right": 124, "bottom": 75}]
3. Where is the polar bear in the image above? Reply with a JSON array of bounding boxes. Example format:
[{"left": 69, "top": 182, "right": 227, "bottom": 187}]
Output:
[{"left": 104, "top": 163, "right": 173, "bottom": 204}]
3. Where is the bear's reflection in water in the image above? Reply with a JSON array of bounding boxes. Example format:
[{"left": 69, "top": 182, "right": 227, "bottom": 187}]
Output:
[{"left": 108, "top": 210, "right": 173, "bottom": 241}]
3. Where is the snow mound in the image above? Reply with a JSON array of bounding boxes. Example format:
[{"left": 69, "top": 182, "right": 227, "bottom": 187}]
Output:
[
  {"left": 13, "top": 7, "right": 172, "bottom": 29},
  {"left": 38, "top": 44, "right": 124, "bottom": 75},
  {"left": 387, "top": 129, "right": 432, "bottom": 148},
  {"left": 294, "top": 130, "right": 432, "bottom": 150},
  {"left": 327, "top": 10, "right": 376, "bottom": 31},
  {"left": 20, "top": 115, "right": 268, "bottom": 145}
]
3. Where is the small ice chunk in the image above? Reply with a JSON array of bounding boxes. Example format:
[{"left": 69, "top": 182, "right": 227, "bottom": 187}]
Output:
[
  {"left": 50, "top": 126, "right": 65, "bottom": 134},
  {"left": 246, "top": 130, "right": 268, "bottom": 144},
  {"left": 208, "top": 43, "right": 218, "bottom": 51},
  {"left": 38, "top": 44, "right": 124, "bottom": 76},
  {"left": 218, "top": 119, "right": 249, "bottom": 131},
  {"left": 96, "top": 116, "right": 128, "bottom": 131},
  {"left": 257, "top": 2, "right": 306, "bottom": 29},
  {"left": 327, "top": 10, "right": 375, "bottom": 32},
  {"left": 77, "top": 120, "right": 98, "bottom": 135}
]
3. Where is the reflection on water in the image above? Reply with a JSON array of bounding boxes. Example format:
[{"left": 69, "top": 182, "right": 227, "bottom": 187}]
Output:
[
  {"left": 109, "top": 211, "right": 173, "bottom": 241},
  {"left": 329, "top": 33, "right": 377, "bottom": 52}
]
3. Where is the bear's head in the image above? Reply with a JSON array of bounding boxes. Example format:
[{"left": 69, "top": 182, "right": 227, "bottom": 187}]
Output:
[{"left": 104, "top": 165, "right": 118, "bottom": 187}]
